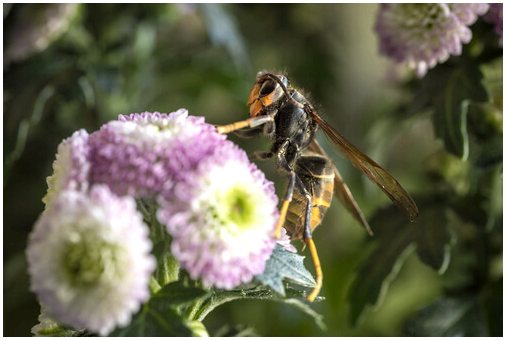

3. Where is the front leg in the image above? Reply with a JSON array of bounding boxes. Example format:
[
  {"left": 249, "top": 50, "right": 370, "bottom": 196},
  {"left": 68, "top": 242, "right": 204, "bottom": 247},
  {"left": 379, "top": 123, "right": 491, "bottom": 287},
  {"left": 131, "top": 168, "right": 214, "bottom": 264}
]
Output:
[
  {"left": 216, "top": 115, "right": 274, "bottom": 134},
  {"left": 251, "top": 150, "right": 274, "bottom": 161},
  {"left": 233, "top": 126, "right": 263, "bottom": 139}
]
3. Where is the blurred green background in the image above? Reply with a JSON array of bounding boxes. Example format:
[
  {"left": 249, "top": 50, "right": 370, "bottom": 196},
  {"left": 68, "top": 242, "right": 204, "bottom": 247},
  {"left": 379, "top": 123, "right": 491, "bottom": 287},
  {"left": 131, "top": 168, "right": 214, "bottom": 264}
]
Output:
[{"left": 3, "top": 3, "right": 502, "bottom": 336}]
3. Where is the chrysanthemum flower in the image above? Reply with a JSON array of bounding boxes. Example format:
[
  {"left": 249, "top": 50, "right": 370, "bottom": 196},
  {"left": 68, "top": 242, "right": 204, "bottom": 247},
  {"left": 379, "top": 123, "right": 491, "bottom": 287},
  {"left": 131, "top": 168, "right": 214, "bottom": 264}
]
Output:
[
  {"left": 89, "top": 109, "right": 225, "bottom": 198},
  {"left": 42, "top": 129, "right": 90, "bottom": 208},
  {"left": 276, "top": 227, "right": 297, "bottom": 253},
  {"left": 375, "top": 4, "right": 489, "bottom": 77},
  {"left": 27, "top": 185, "right": 155, "bottom": 335},
  {"left": 484, "top": 3, "right": 503, "bottom": 45},
  {"left": 158, "top": 142, "right": 279, "bottom": 289}
]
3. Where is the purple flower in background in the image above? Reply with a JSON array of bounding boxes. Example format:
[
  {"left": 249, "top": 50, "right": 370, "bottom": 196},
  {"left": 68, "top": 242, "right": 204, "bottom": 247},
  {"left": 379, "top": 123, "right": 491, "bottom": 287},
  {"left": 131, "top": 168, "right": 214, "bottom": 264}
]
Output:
[
  {"left": 27, "top": 185, "right": 155, "bottom": 336},
  {"left": 375, "top": 4, "right": 489, "bottom": 77},
  {"left": 450, "top": 4, "right": 490, "bottom": 25},
  {"left": 158, "top": 142, "right": 279, "bottom": 289},
  {"left": 43, "top": 129, "right": 90, "bottom": 208},
  {"left": 485, "top": 3, "right": 503, "bottom": 45},
  {"left": 89, "top": 109, "right": 225, "bottom": 198}
]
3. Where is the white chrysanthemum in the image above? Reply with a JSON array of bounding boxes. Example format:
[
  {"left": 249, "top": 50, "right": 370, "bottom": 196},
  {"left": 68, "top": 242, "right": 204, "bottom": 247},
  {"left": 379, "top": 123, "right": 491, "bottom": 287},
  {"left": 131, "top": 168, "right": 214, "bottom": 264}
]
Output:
[
  {"left": 27, "top": 185, "right": 155, "bottom": 335},
  {"left": 158, "top": 142, "right": 278, "bottom": 289},
  {"left": 115, "top": 109, "right": 204, "bottom": 145},
  {"left": 43, "top": 129, "right": 90, "bottom": 208}
]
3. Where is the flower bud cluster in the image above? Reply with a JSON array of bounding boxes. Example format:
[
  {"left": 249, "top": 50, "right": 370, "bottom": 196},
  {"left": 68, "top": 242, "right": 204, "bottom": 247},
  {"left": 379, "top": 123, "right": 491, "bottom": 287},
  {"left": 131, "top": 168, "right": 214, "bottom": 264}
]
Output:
[{"left": 27, "top": 110, "right": 288, "bottom": 335}]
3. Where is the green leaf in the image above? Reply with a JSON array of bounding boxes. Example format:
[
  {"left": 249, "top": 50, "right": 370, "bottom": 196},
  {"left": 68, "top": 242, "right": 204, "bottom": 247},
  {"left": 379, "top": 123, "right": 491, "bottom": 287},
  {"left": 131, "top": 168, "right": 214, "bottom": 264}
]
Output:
[
  {"left": 348, "top": 198, "right": 458, "bottom": 325},
  {"left": 112, "top": 281, "right": 205, "bottom": 336},
  {"left": 480, "top": 57, "right": 503, "bottom": 108},
  {"left": 190, "top": 284, "right": 325, "bottom": 331},
  {"left": 348, "top": 235, "right": 415, "bottom": 325},
  {"left": 31, "top": 308, "right": 86, "bottom": 337},
  {"left": 255, "top": 244, "right": 316, "bottom": 296},
  {"left": 152, "top": 243, "right": 180, "bottom": 287},
  {"left": 113, "top": 304, "right": 193, "bottom": 337},
  {"left": 277, "top": 298, "right": 327, "bottom": 331},
  {"left": 347, "top": 205, "right": 416, "bottom": 325},
  {"left": 403, "top": 296, "right": 487, "bottom": 336},
  {"left": 151, "top": 281, "right": 209, "bottom": 307},
  {"left": 214, "top": 324, "right": 259, "bottom": 337},
  {"left": 482, "top": 278, "right": 502, "bottom": 337},
  {"left": 431, "top": 63, "right": 489, "bottom": 160},
  {"left": 473, "top": 135, "right": 503, "bottom": 168},
  {"left": 414, "top": 205, "right": 453, "bottom": 274}
]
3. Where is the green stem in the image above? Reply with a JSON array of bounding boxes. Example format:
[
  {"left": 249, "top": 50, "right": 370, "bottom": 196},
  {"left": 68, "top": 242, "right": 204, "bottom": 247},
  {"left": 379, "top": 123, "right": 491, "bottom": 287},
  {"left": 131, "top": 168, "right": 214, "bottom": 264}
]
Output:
[
  {"left": 191, "top": 287, "right": 273, "bottom": 322},
  {"left": 157, "top": 254, "right": 180, "bottom": 286},
  {"left": 139, "top": 199, "right": 180, "bottom": 287},
  {"left": 149, "top": 276, "right": 161, "bottom": 294}
]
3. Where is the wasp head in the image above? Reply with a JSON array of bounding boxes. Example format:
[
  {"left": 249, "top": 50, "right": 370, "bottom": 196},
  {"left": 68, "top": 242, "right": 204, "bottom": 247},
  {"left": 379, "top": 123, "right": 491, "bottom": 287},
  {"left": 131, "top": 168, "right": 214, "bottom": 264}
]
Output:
[{"left": 247, "top": 72, "right": 289, "bottom": 117}]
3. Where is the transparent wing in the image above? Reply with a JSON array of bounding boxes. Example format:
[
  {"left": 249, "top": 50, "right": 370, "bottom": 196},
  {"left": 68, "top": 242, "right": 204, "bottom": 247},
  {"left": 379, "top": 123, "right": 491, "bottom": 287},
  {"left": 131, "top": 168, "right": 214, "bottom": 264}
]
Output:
[
  {"left": 309, "top": 110, "right": 419, "bottom": 222},
  {"left": 307, "top": 139, "right": 373, "bottom": 235}
]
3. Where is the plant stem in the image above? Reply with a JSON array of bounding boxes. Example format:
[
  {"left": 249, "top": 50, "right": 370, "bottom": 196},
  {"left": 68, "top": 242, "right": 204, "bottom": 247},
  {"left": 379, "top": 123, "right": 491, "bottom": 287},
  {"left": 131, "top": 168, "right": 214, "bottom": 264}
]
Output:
[{"left": 191, "top": 287, "right": 273, "bottom": 322}]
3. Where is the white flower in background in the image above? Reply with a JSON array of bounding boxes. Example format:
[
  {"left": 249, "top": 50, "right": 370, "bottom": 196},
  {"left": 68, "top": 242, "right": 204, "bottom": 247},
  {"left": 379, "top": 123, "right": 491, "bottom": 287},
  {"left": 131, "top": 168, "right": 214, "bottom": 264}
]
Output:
[{"left": 27, "top": 185, "right": 155, "bottom": 335}]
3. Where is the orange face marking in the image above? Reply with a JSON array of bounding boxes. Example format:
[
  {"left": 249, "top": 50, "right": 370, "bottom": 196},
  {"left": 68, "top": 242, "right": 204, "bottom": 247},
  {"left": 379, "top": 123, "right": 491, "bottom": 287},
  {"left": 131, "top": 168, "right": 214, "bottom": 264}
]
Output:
[
  {"left": 247, "top": 83, "right": 261, "bottom": 106},
  {"left": 260, "top": 94, "right": 273, "bottom": 107},
  {"left": 249, "top": 100, "right": 263, "bottom": 117},
  {"left": 247, "top": 83, "right": 262, "bottom": 117},
  {"left": 247, "top": 79, "right": 279, "bottom": 117},
  {"left": 248, "top": 92, "right": 276, "bottom": 117}
]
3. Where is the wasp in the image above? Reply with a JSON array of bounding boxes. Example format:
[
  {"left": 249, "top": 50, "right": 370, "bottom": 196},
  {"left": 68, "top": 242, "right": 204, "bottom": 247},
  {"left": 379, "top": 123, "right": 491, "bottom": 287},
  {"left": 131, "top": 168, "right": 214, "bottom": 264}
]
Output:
[{"left": 217, "top": 72, "right": 418, "bottom": 302}]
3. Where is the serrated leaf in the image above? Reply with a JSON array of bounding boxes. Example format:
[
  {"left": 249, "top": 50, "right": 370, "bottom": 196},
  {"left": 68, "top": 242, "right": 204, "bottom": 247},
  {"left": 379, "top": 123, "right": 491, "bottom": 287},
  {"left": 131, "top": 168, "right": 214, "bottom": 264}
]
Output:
[
  {"left": 348, "top": 205, "right": 415, "bottom": 325},
  {"left": 431, "top": 64, "right": 489, "bottom": 159},
  {"left": 255, "top": 244, "right": 316, "bottom": 296},
  {"left": 403, "top": 296, "right": 487, "bottom": 336},
  {"left": 414, "top": 205, "right": 453, "bottom": 273}
]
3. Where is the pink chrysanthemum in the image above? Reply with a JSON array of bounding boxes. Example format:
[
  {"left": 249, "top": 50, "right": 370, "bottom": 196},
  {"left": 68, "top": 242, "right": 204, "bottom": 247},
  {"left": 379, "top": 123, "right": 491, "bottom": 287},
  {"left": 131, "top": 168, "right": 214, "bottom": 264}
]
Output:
[
  {"left": 375, "top": 4, "right": 489, "bottom": 77},
  {"left": 27, "top": 185, "right": 155, "bottom": 335},
  {"left": 89, "top": 109, "right": 225, "bottom": 198},
  {"left": 276, "top": 227, "right": 297, "bottom": 253},
  {"left": 42, "top": 129, "right": 90, "bottom": 208},
  {"left": 158, "top": 142, "right": 279, "bottom": 289},
  {"left": 485, "top": 3, "right": 503, "bottom": 45}
]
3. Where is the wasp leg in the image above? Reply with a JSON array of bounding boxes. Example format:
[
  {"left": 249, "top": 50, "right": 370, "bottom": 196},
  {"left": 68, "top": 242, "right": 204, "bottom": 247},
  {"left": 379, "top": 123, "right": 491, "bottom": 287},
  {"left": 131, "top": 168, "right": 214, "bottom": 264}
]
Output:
[
  {"left": 302, "top": 196, "right": 323, "bottom": 303},
  {"left": 274, "top": 170, "right": 296, "bottom": 239},
  {"left": 234, "top": 126, "right": 263, "bottom": 139},
  {"left": 216, "top": 115, "right": 274, "bottom": 134},
  {"left": 252, "top": 150, "right": 274, "bottom": 161}
]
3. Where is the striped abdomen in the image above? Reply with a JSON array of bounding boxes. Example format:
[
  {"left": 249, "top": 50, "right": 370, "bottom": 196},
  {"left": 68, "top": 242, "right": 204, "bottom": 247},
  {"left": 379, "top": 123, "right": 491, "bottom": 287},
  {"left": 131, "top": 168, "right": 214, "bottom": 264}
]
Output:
[{"left": 284, "top": 154, "right": 335, "bottom": 240}]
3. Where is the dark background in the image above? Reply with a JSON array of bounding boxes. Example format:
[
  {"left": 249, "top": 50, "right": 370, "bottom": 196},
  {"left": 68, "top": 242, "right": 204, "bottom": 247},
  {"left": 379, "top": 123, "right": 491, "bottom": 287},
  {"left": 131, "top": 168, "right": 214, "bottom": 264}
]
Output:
[{"left": 3, "top": 4, "right": 502, "bottom": 336}]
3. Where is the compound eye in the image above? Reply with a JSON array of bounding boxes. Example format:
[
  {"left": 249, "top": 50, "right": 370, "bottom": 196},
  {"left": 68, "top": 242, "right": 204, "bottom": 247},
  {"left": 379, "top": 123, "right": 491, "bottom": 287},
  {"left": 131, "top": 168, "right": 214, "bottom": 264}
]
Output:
[{"left": 259, "top": 79, "right": 277, "bottom": 97}]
